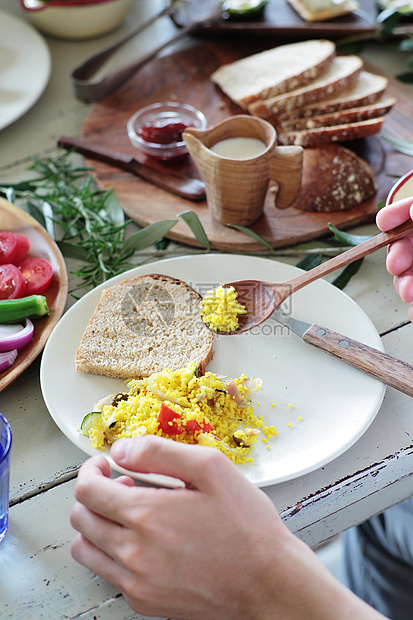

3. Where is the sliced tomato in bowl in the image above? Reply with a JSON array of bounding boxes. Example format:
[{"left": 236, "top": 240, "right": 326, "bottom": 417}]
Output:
[
  {"left": 13, "top": 233, "right": 30, "bottom": 263},
  {"left": 0, "top": 264, "right": 26, "bottom": 299},
  {"left": 19, "top": 257, "right": 53, "bottom": 296},
  {"left": 0, "top": 232, "right": 18, "bottom": 265}
]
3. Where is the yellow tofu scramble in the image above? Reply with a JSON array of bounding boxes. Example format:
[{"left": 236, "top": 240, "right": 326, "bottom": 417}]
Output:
[
  {"left": 199, "top": 285, "right": 247, "bottom": 332},
  {"left": 81, "top": 362, "right": 277, "bottom": 464}
]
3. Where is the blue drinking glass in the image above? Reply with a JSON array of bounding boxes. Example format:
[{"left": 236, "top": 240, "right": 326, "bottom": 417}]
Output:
[{"left": 0, "top": 413, "right": 12, "bottom": 544}]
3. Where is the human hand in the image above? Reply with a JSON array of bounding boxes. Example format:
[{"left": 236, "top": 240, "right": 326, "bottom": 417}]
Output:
[
  {"left": 70, "top": 436, "right": 286, "bottom": 619},
  {"left": 70, "top": 436, "right": 350, "bottom": 620},
  {"left": 376, "top": 196, "right": 413, "bottom": 321},
  {"left": 70, "top": 436, "right": 386, "bottom": 620}
]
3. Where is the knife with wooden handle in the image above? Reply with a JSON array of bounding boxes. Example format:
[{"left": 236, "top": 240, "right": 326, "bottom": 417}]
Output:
[
  {"left": 273, "top": 307, "right": 413, "bottom": 398},
  {"left": 57, "top": 136, "right": 206, "bottom": 202}
]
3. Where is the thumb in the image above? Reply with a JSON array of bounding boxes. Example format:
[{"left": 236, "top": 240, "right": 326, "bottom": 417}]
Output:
[{"left": 111, "top": 435, "right": 236, "bottom": 491}]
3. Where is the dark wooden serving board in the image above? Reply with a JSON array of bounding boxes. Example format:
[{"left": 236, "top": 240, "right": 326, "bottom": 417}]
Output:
[
  {"left": 82, "top": 42, "right": 413, "bottom": 253},
  {"left": 184, "top": 0, "right": 377, "bottom": 39}
]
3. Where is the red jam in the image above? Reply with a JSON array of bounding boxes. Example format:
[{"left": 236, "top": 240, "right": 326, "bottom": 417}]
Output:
[{"left": 137, "top": 118, "right": 193, "bottom": 145}]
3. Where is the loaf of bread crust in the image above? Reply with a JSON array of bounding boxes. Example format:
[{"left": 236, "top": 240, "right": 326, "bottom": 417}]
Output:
[
  {"left": 283, "top": 71, "right": 389, "bottom": 120},
  {"left": 249, "top": 55, "right": 363, "bottom": 118},
  {"left": 287, "top": 0, "right": 359, "bottom": 22},
  {"left": 280, "top": 96, "right": 395, "bottom": 132},
  {"left": 211, "top": 39, "right": 336, "bottom": 108},
  {"left": 76, "top": 274, "right": 214, "bottom": 380},
  {"left": 291, "top": 144, "right": 377, "bottom": 212},
  {"left": 277, "top": 117, "right": 385, "bottom": 147}
]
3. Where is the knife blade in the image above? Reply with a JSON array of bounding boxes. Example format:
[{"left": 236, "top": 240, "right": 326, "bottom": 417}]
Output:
[
  {"left": 57, "top": 136, "right": 206, "bottom": 202},
  {"left": 272, "top": 307, "right": 413, "bottom": 398}
]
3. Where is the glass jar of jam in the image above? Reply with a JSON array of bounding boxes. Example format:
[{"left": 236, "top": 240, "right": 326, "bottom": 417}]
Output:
[{"left": 127, "top": 102, "right": 207, "bottom": 160}]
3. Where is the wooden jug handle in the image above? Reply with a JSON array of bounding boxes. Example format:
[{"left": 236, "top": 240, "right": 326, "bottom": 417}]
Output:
[{"left": 269, "top": 146, "right": 303, "bottom": 209}]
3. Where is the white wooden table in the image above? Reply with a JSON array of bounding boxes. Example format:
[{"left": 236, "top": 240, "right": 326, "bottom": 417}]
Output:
[{"left": 1, "top": 2, "right": 413, "bottom": 618}]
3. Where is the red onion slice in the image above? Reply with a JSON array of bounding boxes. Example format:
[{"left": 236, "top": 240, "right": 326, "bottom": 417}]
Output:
[
  {"left": 0, "top": 349, "right": 18, "bottom": 372},
  {"left": 0, "top": 319, "right": 34, "bottom": 352}
]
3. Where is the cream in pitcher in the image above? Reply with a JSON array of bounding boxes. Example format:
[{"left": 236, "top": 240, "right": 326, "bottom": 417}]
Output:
[{"left": 183, "top": 115, "right": 303, "bottom": 226}]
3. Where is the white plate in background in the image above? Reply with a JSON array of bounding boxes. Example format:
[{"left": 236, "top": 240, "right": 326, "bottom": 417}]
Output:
[{"left": 0, "top": 10, "right": 51, "bottom": 131}]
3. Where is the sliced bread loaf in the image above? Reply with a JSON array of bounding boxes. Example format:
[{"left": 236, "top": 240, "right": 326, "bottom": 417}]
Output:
[
  {"left": 277, "top": 117, "right": 385, "bottom": 147},
  {"left": 210, "top": 39, "right": 336, "bottom": 108},
  {"left": 248, "top": 55, "right": 363, "bottom": 118},
  {"left": 291, "top": 144, "right": 376, "bottom": 212},
  {"left": 287, "top": 0, "right": 360, "bottom": 22},
  {"left": 280, "top": 96, "right": 396, "bottom": 132},
  {"left": 284, "top": 71, "right": 389, "bottom": 120},
  {"left": 76, "top": 274, "right": 214, "bottom": 380}
]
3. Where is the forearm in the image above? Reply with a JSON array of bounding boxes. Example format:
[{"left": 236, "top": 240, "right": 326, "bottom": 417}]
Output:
[{"left": 242, "top": 532, "right": 387, "bottom": 620}]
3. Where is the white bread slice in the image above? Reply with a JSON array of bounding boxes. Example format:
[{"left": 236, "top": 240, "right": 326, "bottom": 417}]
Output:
[
  {"left": 210, "top": 39, "right": 336, "bottom": 108},
  {"left": 287, "top": 0, "right": 359, "bottom": 22},
  {"left": 292, "top": 145, "right": 376, "bottom": 213},
  {"left": 76, "top": 274, "right": 214, "bottom": 380},
  {"left": 249, "top": 55, "right": 363, "bottom": 118},
  {"left": 277, "top": 117, "right": 385, "bottom": 147},
  {"left": 284, "top": 71, "right": 389, "bottom": 120},
  {"left": 280, "top": 96, "right": 395, "bottom": 132}
]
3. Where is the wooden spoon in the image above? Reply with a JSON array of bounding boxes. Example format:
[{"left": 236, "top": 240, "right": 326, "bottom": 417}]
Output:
[{"left": 220, "top": 219, "right": 413, "bottom": 334}]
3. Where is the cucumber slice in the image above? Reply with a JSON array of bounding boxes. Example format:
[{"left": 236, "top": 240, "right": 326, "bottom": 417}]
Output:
[
  {"left": 81, "top": 412, "right": 102, "bottom": 435},
  {"left": 376, "top": 0, "right": 413, "bottom": 15},
  {"left": 223, "top": 0, "right": 268, "bottom": 16}
]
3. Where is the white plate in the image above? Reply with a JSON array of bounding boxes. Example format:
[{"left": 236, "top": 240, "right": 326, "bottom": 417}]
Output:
[
  {"left": 40, "top": 254, "right": 385, "bottom": 488},
  {"left": 0, "top": 10, "right": 51, "bottom": 131}
]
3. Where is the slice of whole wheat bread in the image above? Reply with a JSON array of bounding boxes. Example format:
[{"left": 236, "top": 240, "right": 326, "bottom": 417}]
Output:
[
  {"left": 248, "top": 55, "right": 363, "bottom": 118},
  {"left": 281, "top": 71, "right": 389, "bottom": 120},
  {"left": 277, "top": 117, "right": 385, "bottom": 147},
  {"left": 76, "top": 274, "right": 214, "bottom": 380},
  {"left": 280, "top": 96, "right": 395, "bottom": 132},
  {"left": 211, "top": 39, "right": 336, "bottom": 108}
]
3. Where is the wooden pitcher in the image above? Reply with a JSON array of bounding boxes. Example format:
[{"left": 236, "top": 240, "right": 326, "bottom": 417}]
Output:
[{"left": 183, "top": 115, "right": 303, "bottom": 226}]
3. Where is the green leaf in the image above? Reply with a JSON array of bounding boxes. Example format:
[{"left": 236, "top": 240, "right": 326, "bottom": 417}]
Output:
[
  {"left": 57, "top": 240, "right": 90, "bottom": 261},
  {"left": 0, "top": 180, "right": 38, "bottom": 195},
  {"left": 396, "top": 71, "right": 413, "bottom": 83},
  {"left": 295, "top": 253, "right": 323, "bottom": 271},
  {"left": 382, "top": 134, "right": 413, "bottom": 155},
  {"left": 26, "top": 200, "right": 47, "bottom": 228},
  {"left": 101, "top": 190, "right": 125, "bottom": 227},
  {"left": 41, "top": 200, "right": 56, "bottom": 240},
  {"left": 328, "top": 222, "right": 373, "bottom": 246},
  {"left": 227, "top": 224, "right": 274, "bottom": 253},
  {"left": 155, "top": 237, "right": 170, "bottom": 251},
  {"left": 331, "top": 258, "right": 364, "bottom": 290},
  {"left": 177, "top": 210, "right": 211, "bottom": 251},
  {"left": 399, "top": 39, "right": 413, "bottom": 53},
  {"left": 377, "top": 10, "right": 401, "bottom": 37},
  {"left": 123, "top": 219, "right": 178, "bottom": 253}
]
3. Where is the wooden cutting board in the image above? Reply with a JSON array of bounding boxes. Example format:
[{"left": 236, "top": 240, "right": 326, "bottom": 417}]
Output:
[{"left": 82, "top": 42, "right": 413, "bottom": 253}]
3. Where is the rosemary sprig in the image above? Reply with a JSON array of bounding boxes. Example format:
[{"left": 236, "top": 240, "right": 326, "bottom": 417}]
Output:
[{"left": 0, "top": 151, "right": 178, "bottom": 296}]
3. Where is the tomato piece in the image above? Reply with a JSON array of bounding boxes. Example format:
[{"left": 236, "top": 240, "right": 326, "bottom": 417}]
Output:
[
  {"left": 18, "top": 257, "right": 53, "bottom": 296},
  {"left": 0, "top": 264, "right": 26, "bottom": 300},
  {"left": 13, "top": 234, "right": 30, "bottom": 263},
  {"left": 185, "top": 419, "right": 214, "bottom": 434},
  {"left": 157, "top": 402, "right": 184, "bottom": 436},
  {"left": 0, "top": 232, "right": 18, "bottom": 266}
]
